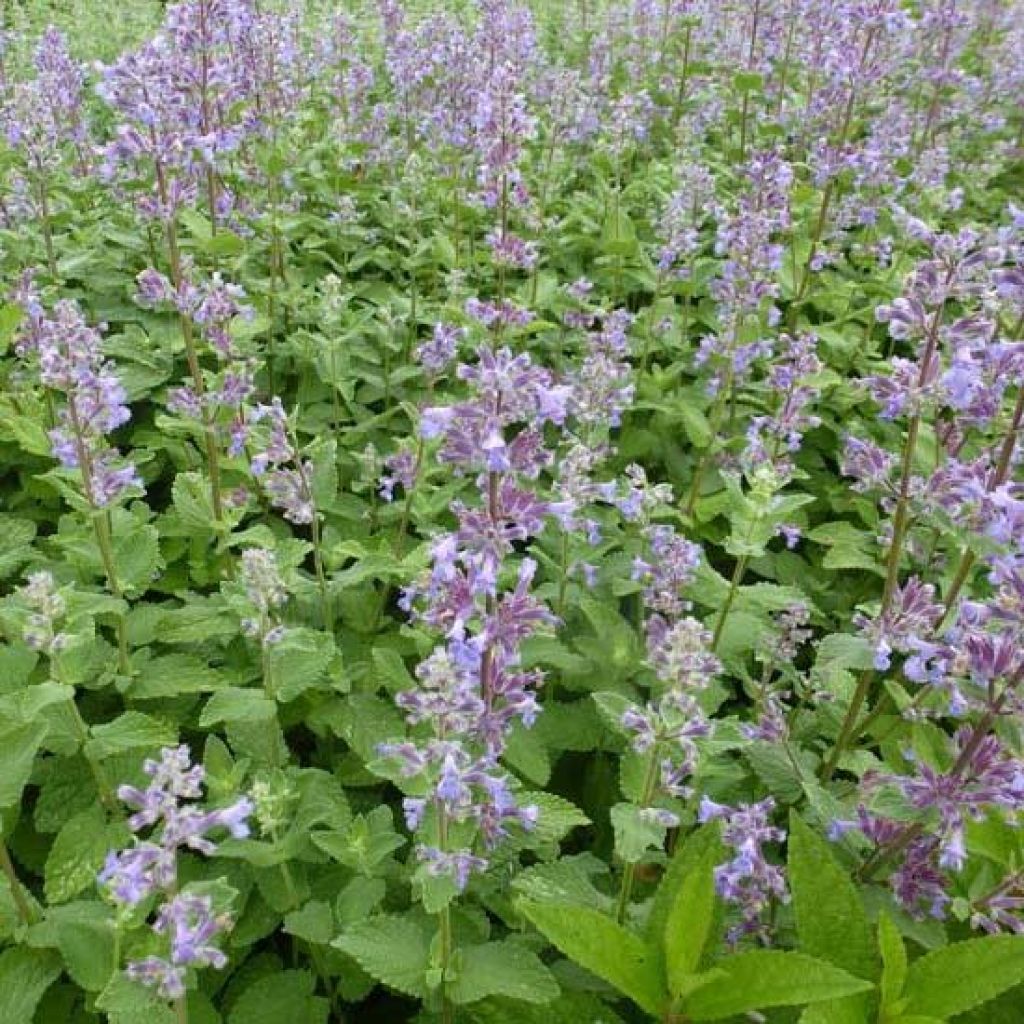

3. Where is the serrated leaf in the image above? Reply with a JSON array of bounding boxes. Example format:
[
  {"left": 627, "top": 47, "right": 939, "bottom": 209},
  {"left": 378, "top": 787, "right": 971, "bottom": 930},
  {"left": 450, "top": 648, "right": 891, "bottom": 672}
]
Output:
[
  {"left": 85, "top": 711, "right": 176, "bottom": 760},
  {"left": 665, "top": 846, "right": 717, "bottom": 994},
  {"left": 0, "top": 516, "right": 37, "bottom": 578},
  {"left": 513, "top": 856, "right": 611, "bottom": 911},
  {"left": 171, "top": 471, "right": 218, "bottom": 533},
  {"left": 878, "top": 910, "right": 907, "bottom": 1011},
  {"left": 815, "top": 634, "right": 876, "bottom": 673},
  {"left": 200, "top": 687, "right": 277, "bottom": 727},
  {"left": 47, "top": 901, "right": 117, "bottom": 990},
  {"left": 611, "top": 802, "right": 668, "bottom": 863},
  {"left": 131, "top": 654, "right": 226, "bottom": 699},
  {"left": 112, "top": 521, "right": 161, "bottom": 594},
  {"left": 269, "top": 628, "right": 336, "bottom": 702},
  {"left": 520, "top": 792, "right": 590, "bottom": 846},
  {"left": 0, "top": 946, "right": 62, "bottom": 1023},
  {"left": 0, "top": 719, "right": 48, "bottom": 809},
  {"left": 518, "top": 900, "right": 667, "bottom": 1017},
  {"left": 333, "top": 915, "right": 432, "bottom": 998},
  {"left": 284, "top": 900, "right": 335, "bottom": 944},
  {"left": 647, "top": 824, "right": 724, "bottom": 949},
  {"left": 450, "top": 941, "right": 559, "bottom": 1005},
  {"left": 503, "top": 723, "right": 551, "bottom": 786},
  {"left": 789, "top": 813, "right": 876, "bottom": 979},
  {"left": 902, "top": 935, "right": 1024, "bottom": 1019},
  {"left": 45, "top": 807, "right": 127, "bottom": 904},
  {"left": 95, "top": 974, "right": 176, "bottom": 1022},
  {"left": 684, "top": 950, "right": 873, "bottom": 1020},
  {"left": 228, "top": 970, "right": 328, "bottom": 1024}
]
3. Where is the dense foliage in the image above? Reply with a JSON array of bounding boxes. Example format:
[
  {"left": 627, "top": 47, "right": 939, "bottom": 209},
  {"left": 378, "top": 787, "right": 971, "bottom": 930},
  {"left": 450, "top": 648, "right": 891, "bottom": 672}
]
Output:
[{"left": 1, "top": 1, "right": 1024, "bottom": 1022}]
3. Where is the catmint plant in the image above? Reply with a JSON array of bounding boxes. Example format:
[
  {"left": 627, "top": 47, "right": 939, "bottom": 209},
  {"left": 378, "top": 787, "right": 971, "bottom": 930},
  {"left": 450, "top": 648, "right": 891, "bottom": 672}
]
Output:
[{"left": 99, "top": 746, "right": 251, "bottom": 1013}]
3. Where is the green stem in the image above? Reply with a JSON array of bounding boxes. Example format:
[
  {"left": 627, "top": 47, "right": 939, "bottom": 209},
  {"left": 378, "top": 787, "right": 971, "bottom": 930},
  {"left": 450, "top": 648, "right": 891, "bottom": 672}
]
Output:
[
  {"left": 616, "top": 748, "right": 661, "bottom": 923},
  {"left": 711, "top": 554, "right": 748, "bottom": 653},
  {"left": 93, "top": 513, "right": 130, "bottom": 675},
  {"left": 683, "top": 366, "right": 734, "bottom": 517},
  {"left": 0, "top": 839, "right": 36, "bottom": 926},
  {"left": 792, "top": 28, "right": 876, "bottom": 309},
  {"left": 164, "top": 216, "right": 225, "bottom": 523},
  {"left": 940, "top": 347, "right": 1024, "bottom": 624},
  {"left": 35, "top": 172, "right": 59, "bottom": 282},
  {"left": 288, "top": 426, "right": 332, "bottom": 632},
  {"left": 66, "top": 693, "right": 117, "bottom": 811},
  {"left": 818, "top": 667, "right": 873, "bottom": 781},
  {"left": 440, "top": 903, "right": 454, "bottom": 1024}
]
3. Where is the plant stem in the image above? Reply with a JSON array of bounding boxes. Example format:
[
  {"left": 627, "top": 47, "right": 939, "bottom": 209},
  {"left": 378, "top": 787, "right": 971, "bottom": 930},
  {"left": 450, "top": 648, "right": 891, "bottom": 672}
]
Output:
[
  {"left": 683, "top": 366, "right": 734, "bottom": 517},
  {"left": 821, "top": 273, "right": 952, "bottom": 779},
  {"left": 711, "top": 554, "right": 748, "bottom": 653},
  {"left": 0, "top": 839, "right": 36, "bottom": 926},
  {"left": 616, "top": 748, "right": 661, "bottom": 923},
  {"left": 792, "top": 28, "right": 876, "bottom": 308},
  {"left": 939, "top": 333, "right": 1024, "bottom": 623},
  {"left": 818, "top": 666, "right": 873, "bottom": 781},
  {"left": 35, "top": 171, "right": 59, "bottom": 281},
  {"left": 736, "top": 0, "right": 761, "bottom": 164},
  {"left": 66, "top": 692, "right": 117, "bottom": 811}
]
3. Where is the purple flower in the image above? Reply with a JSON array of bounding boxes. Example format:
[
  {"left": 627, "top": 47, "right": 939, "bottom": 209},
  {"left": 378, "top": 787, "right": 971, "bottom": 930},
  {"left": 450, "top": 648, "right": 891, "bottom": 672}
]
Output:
[
  {"left": 699, "top": 797, "right": 788, "bottom": 945},
  {"left": 415, "top": 322, "right": 463, "bottom": 375},
  {"left": 101, "top": 746, "right": 249, "bottom": 1001},
  {"left": 13, "top": 295, "right": 139, "bottom": 507}
]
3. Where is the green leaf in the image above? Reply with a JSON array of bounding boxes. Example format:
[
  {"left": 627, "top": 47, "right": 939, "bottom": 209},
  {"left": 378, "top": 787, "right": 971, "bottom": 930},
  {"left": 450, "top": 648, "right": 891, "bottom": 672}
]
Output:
[
  {"left": 611, "top": 802, "right": 668, "bottom": 864},
  {"left": 95, "top": 974, "right": 176, "bottom": 1023},
  {"left": 47, "top": 901, "right": 117, "bottom": 990},
  {"left": 902, "top": 935, "right": 1024, "bottom": 1019},
  {"left": 815, "top": 634, "right": 877, "bottom": 673},
  {"left": 45, "top": 807, "right": 127, "bottom": 904},
  {"left": 518, "top": 900, "right": 667, "bottom": 1017},
  {"left": 228, "top": 969, "right": 328, "bottom": 1024},
  {"left": 171, "top": 471, "right": 219, "bottom": 534},
  {"left": 876, "top": 911, "right": 908, "bottom": 1013},
  {"left": 269, "top": 628, "right": 337, "bottom": 702},
  {"left": 684, "top": 950, "right": 873, "bottom": 1020},
  {"left": 647, "top": 824, "right": 723, "bottom": 949},
  {"left": 0, "top": 719, "right": 48, "bottom": 809},
  {"left": 450, "top": 941, "right": 560, "bottom": 1005},
  {"left": 798, "top": 999, "right": 871, "bottom": 1024},
  {"left": 519, "top": 792, "right": 590, "bottom": 847},
  {"left": 200, "top": 687, "right": 277, "bottom": 726},
  {"left": 0, "top": 516, "right": 37, "bottom": 579},
  {"left": 112, "top": 521, "right": 162, "bottom": 594},
  {"left": 502, "top": 723, "right": 551, "bottom": 786},
  {"left": 312, "top": 807, "right": 404, "bottom": 874},
  {"left": 789, "top": 813, "right": 876, "bottom": 979},
  {"left": 131, "top": 653, "right": 226, "bottom": 699},
  {"left": 85, "top": 711, "right": 176, "bottom": 760},
  {"left": 333, "top": 915, "right": 432, "bottom": 998},
  {"left": 732, "top": 70, "right": 764, "bottom": 92},
  {"left": 0, "top": 946, "right": 61, "bottom": 1023},
  {"left": 0, "top": 302, "right": 23, "bottom": 354},
  {"left": 284, "top": 901, "right": 335, "bottom": 945},
  {"left": 664, "top": 846, "right": 717, "bottom": 994}
]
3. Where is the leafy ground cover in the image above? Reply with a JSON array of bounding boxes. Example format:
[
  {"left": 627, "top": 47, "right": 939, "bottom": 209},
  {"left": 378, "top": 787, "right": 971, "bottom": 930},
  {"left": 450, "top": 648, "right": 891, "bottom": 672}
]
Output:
[{"left": 1, "top": 1, "right": 1024, "bottom": 1022}]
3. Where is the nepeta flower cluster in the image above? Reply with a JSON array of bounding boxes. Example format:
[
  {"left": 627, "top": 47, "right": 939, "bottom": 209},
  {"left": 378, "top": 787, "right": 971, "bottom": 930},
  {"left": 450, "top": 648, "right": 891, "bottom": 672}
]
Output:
[
  {"left": 13, "top": 280, "right": 140, "bottom": 507},
  {"left": 99, "top": 746, "right": 252, "bottom": 1000},
  {"left": 238, "top": 547, "right": 289, "bottom": 647},
  {"left": 380, "top": 343, "right": 570, "bottom": 891},
  {"left": 245, "top": 398, "right": 316, "bottom": 525},
  {"left": 14, "top": 570, "right": 70, "bottom": 655},
  {"left": 699, "top": 796, "right": 789, "bottom": 945},
  {"left": 621, "top": 617, "right": 719, "bottom": 825}
]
